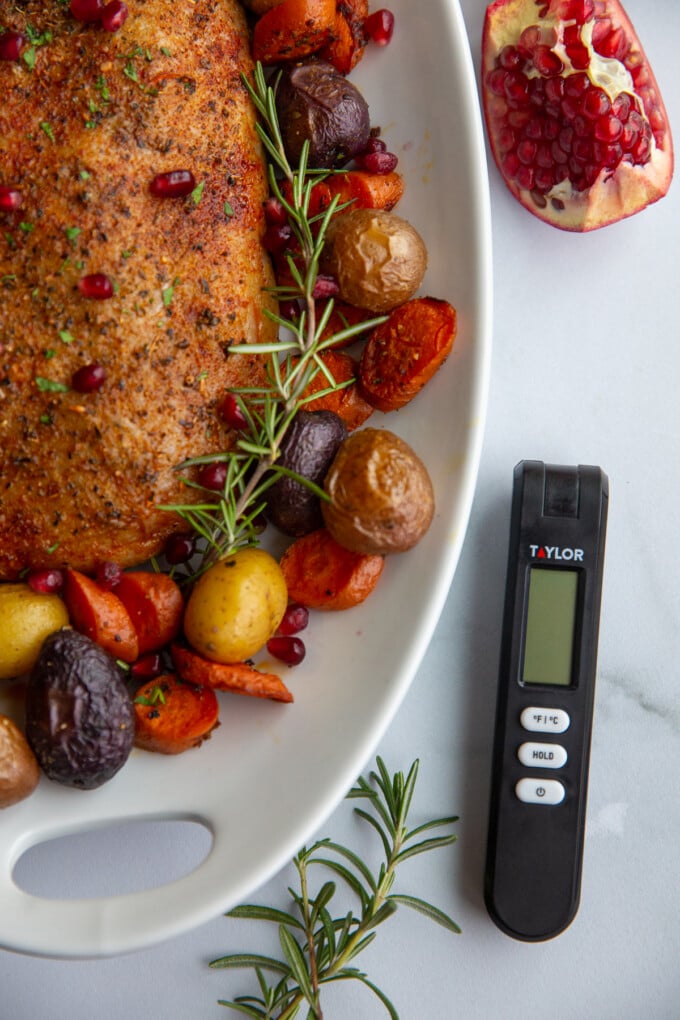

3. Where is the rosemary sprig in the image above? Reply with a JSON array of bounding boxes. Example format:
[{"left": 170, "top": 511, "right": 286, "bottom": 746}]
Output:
[
  {"left": 161, "top": 63, "right": 386, "bottom": 579},
  {"left": 211, "top": 757, "right": 460, "bottom": 1018}
]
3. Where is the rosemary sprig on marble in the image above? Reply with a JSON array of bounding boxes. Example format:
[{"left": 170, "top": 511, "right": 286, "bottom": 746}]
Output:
[{"left": 211, "top": 757, "right": 460, "bottom": 1019}]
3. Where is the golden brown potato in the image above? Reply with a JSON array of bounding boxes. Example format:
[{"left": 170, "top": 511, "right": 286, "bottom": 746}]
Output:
[
  {"left": 0, "top": 714, "right": 40, "bottom": 809},
  {"left": 322, "top": 428, "right": 435, "bottom": 554},
  {"left": 321, "top": 209, "right": 428, "bottom": 313}
]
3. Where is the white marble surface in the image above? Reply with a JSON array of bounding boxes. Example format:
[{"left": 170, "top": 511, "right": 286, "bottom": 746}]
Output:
[{"left": 2, "top": 1, "right": 679, "bottom": 1016}]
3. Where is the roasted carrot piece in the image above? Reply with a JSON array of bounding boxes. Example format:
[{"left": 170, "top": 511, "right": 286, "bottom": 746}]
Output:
[
  {"left": 115, "top": 570, "right": 184, "bottom": 655},
  {"left": 317, "top": 300, "right": 375, "bottom": 347},
  {"left": 171, "top": 644, "right": 294, "bottom": 704},
  {"left": 333, "top": 170, "right": 405, "bottom": 212},
  {"left": 282, "top": 171, "right": 404, "bottom": 220},
  {"left": 358, "top": 297, "right": 458, "bottom": 412},
  {"left": 318, "top": 0, "right": 369, "bottom": 74},
  {"left": 301, "top": 349, "right": 374, "bottom": 431},
  {"left": 133, "top": 674, "right": 220, "bottom": 755},
  {"left": 252, "top": 0, "right": 336, "bottom": 64},
  {"left": 279, "top": 528, "right": 384, "bottom": 610},
  {"left": 63, "top": 568, "right": 138, "bottom": 662}
]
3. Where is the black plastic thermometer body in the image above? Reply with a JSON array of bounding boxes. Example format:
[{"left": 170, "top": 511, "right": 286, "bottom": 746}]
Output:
[{"left": 484, "top": 460, "right": 609, "bottom": 942}]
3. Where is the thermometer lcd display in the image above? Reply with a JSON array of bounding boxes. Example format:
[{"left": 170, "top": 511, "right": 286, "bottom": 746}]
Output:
[{"left": 522, "top": 567, "right": 579, "bottom": 686}]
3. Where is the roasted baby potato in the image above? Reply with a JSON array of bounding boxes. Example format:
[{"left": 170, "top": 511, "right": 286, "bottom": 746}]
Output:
[
  {"left": 0, "top": 584, "right": 69, "bottom": 680},
  {"left": 25, "top": 629, "right": 135, "bottom": 790},
  {"left": 321, "top": 209, "right": 428, "bottom": 313},
  {"left": 183, "top": 549, "right": 288, "bottom": 664},
  {"left": 275, "top": 60, "right": 370, "bottom": 169},
  {"left": 266, "top": 409, "right": 347, "bottom": 536},
  {"left": 0, "top": 714, "right": 41, "bottom": 809},
  {"left": 322, "top": 428, "right": 435, "bottom": 554}
]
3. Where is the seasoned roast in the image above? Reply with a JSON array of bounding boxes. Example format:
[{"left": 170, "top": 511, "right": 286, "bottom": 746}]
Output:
[{"left": 0, "top": 1, "right": 276, "bottom": 579}]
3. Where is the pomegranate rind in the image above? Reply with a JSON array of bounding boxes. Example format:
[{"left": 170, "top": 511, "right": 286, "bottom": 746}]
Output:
[{"left": 482, "top": 0, "right": 674, "bottom": 231}]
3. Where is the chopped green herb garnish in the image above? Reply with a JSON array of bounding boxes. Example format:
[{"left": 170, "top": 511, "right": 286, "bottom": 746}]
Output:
[
  {"left": 58, "top": 330, "right": 74, "bottom": 344},
  {"left": 19, "top": 222, "right": 34, "bottom": 233},
  {"left": 162, "top": 278, "right": 179, "bottom": 308},
  {"left": 35, "top": 376, "right": 69, "bottom": 393},
  {"left": 134, "top": 686, "right": 167, "bottom": 706},
  {"left": 191, "top": 180, "right": 205, "bottom": 205},
  {"left": 223, "top": 200, "right": 234, "bottom": 218},
  {"left": 65, "top": 226, "right": 81, "bottom": 247},
  {"left": 44, "top": 349, "right": 57, "bottom": 359},
  {"left": 40, "top": 121, "right": 55, "bottom": 142}
]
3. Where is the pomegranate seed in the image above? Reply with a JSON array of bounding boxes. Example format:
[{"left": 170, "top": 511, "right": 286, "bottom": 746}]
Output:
[
  {"left": 27, "top": 568, "right": 65, "bottom": 594},
  {"left": 524, "top": 117, "right": 543, "bottom": 141},
  {"left": 560, "top": 96, "right": 580, "bottom": 121},
  {"left": 101, "top": 0, "right": 128, "bottom": 31},
  {"left": 581, "top": 88, "right": 611, "bottom": 120},
  {"left": 131, "top": 654, "right": 163, "bottom": 679},
  {"left": 532, "top": 46, "right": 564, "bottom": 78},
  {"left": 361, "top": 137, "right": 388, "bottom": 156},
  {"left": 516, "top": 139, "right": 537, "bottom": 166},
  {"left": 566, "top": 42, "right": 590, "bottom": 70},
  {"left": 0, "top": 31, "right": 25, "bottom": 61},
  {"left": 218, "top": 392, "right": 248, "bottom": 430},
  {"left": 198, "top": 461, "right": 227, "bottom": 491},
  {"left": 279, "top": 298, "right": 301, "bottom": 321},
  {"left": 503, "top": 71, "right": 530, "bottom": 107},
  {"left": 534, "top": 166, "right": 556, "bottom": 192},
  {"left": 357, "top": 150, "right": 398, "bottom": 174},
  {"left": 612, "top": 94, "right": 633, "bottom": 121},
  {"left": 312, "top": 275, "right": 339, "bottom": 300},
  {"left": 486, "top": 68, "right": 507, "bottom": 98},
  {"left": 277, "top": 602, "right": 309, "bottom": 636},
  {"left": 266, "top": 635, "right": 306, "bottom": 666},
  {"left": 498, "top": 46, "right": 522, "bottom": 71},
  {"left": 72, "top": 362, "right": 106, "bottom": 392},
  {"left": 515, "top": 164, "right": 535, "bottom": 191},
  {"left": 550, "top": 141, "right": 569, "bottom": 165},
  {"left": 563, "top": 72, "right": 589, "bottom": 99},
  {"left": 363, "top": 9, "right": 395, "bottom": 47},
  {"left": 70, "top": 0, "right": 105, "bottom": 22},
  {"left": 78, "top": 272, "right": 114, "bottom": 299},
  {"left": 263, "top": 197, "right": 287, "bottom": 225},
  {"left": 595, "top": 26, "right": 629, "bottom": 62},
  {"left": 165, "top": 533, "right": 196, "bottom": 565},
  {"left": 595, "top": 115, "right": 623, "bottom": 143},
  {"left": 95, "top": 561, "right": 122, "bottom": 589},
  {"left": 0, "top": 186, "right": 22, "bottom": 212},
  {"left": 149, "top": 170, "right": 196, "bottom": 198},
  {"left": 497, "top": 126, "right": 516, "bottom": 152},
  {"left": 262, "top": 222, "right": 292, "bottom": 253},
  {"left": 543, "top": 118, "right": 560, "bottom": 141},
  {"left": 535, "top": 143, "right": 554, "bottom": 169},
  {"left": 518, "top": 25, "right": 540, "bottom": 57}
]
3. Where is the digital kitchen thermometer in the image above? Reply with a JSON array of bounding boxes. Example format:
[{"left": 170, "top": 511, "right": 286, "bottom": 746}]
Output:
[{"left": 484, "top": 460, "right": 609, "bottom": 942}]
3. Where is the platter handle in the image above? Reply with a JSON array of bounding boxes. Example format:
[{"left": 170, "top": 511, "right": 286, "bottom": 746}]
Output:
[{"left": 0, "top": 807, "right": 245, "bottom": 958}]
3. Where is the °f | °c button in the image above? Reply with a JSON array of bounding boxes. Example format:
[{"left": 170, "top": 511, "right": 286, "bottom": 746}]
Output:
[{"left": 515, "top": 777, "right": 565, "bottom": 805}]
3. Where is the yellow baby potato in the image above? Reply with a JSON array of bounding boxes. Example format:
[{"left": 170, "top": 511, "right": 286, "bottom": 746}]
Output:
[
  {"left": 0, "top": 584, "right": 70, "bottom": 680},
  {"left": 183, "top": 548, "right": 288, "bottom": 664}
]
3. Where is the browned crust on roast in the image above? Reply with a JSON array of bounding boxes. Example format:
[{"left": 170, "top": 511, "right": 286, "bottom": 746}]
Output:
[{"left": 0, "top": 1, "right": 277, "bottom": 578}]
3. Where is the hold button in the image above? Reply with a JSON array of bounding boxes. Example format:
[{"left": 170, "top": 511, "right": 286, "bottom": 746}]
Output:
[{"left": 518, "top": 741, "right": 567, "bottom": 769}]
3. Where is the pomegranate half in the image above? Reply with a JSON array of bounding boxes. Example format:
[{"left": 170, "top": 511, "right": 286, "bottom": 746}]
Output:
[{"left": 481, "top": 0, "right": 673, "bottom": 230}]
